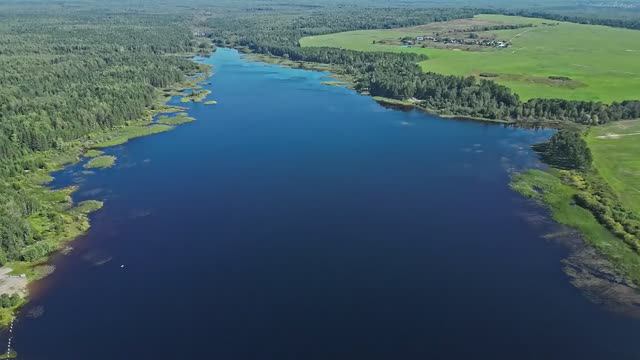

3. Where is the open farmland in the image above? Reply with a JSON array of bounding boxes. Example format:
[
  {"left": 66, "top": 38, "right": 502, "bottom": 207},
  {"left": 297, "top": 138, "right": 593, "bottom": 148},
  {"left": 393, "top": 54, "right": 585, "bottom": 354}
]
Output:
[
  {"left": 587, "top": 119, "right": 640, "bottom": 216},
  {"left": 301, "top": 14, "right": 640, "bottom": 102}
]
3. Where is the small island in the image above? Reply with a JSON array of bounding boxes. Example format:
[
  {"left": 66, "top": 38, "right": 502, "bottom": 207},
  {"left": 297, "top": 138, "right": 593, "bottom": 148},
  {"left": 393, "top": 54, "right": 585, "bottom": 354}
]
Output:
[
  {"left": 180, "top": 89, "right": 211, "bottom": 103},
  {"left": 83, "top": 155, "right": 116, "bottom": 169}
]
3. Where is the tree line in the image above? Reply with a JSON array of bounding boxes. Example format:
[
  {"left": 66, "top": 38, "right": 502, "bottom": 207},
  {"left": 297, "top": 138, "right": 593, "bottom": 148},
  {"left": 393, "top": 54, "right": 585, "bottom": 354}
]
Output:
[
  {"left": 2, "top": 3, "right": 639, "bottom": 265},
  {"left": 0, "top": 11, "right": 201, "bottom": 264},
  {"left": 533, "top": 130, "right": 593, "bottom": 170},
  {"left": 201, "top": 6, "right": 640, "bottom": 253},
  {"left": 202, "top": 7, "right": 640, "bottom": 124},
  {"left": 497, "top": 9, "right": 640, "bottom": 31}
]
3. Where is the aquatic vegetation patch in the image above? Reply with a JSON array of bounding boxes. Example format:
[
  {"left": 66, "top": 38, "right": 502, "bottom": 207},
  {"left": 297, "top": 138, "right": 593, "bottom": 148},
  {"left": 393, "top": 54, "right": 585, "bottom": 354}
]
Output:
[
  {"left": 511, "top": 169, "right": 640, "bottom": 285},
  {"left": 73, "top": 200, "right": 104, "bottom": 214},
  {"left": 92, "top": 124, "right": 173, "bottom": 148},
  {"left": 157, "top": 112, "right": 195, "bottom": 125},
  {"left": 84, "top": 149, "right": 103, "bottom": 158},
  {"left": 156, "top": 105, "right": 187, "bottom": 114},
  {"left": 180, "top": 89, "right": 211, "bottom": 103},
  {"left": 0, "top": 350, "right": 17, "bottom": 359},
  {"left": 84, "top": 155, "right": 116, "bottom": 169}
]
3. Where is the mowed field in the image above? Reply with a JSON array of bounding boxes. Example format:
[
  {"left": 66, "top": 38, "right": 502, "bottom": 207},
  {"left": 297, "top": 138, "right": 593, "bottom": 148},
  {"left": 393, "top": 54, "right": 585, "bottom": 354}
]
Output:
[
  {"left": 300, "top": 14, "right": 640, "bottom": 102},
  {"left": 587, "top": 119, "right": 640, "bottom": 215}
]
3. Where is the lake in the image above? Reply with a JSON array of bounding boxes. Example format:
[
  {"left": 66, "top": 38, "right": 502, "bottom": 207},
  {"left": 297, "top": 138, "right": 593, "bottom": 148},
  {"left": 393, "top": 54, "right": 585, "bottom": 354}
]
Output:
[{"left": 7, "top": 48, "right": 640, "bottom": 359}]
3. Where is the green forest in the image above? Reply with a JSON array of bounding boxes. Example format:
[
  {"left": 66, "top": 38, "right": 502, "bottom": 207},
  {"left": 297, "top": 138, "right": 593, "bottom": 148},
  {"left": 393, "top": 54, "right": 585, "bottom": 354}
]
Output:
[
  {"left": 0, "top": 9, "right": 203, "bottom": 265},
  {"left": 201, "top": 7, "right": 640, "bottom": 123},
  {"left": 196, "top": 6, "right": 640, "bottom": 268},
  {"left": 0, "top": 0, "right": 639, "bottom": 303}
]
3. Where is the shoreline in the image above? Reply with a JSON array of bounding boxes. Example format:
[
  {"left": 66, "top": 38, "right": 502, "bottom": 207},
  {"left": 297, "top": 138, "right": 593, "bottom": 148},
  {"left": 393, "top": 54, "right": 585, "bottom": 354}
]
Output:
[
  {"left": 243, "top": 49, "right": 580, "bottom": 129},
  {"left": 245, "top": 47, "right": 640, "bottom": 307},
  {"left": 513, "top": 191, "right": 640, "bottom": 318},
  {"left": 0, "top": 49, "right": 216, "bottom": 327},
  {"left": 511, "top": 168, "right": 640, "bottom": 301},
  {"left": 6, "top": 46, "right": 637, "bottom": 328},
  {"left": 371, "top": 96, "right": 513, "bottom": 124}
]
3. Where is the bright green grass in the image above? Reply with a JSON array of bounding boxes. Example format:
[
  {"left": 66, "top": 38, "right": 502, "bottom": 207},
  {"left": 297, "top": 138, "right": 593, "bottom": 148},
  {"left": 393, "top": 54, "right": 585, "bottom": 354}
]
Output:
[
  {"left": 512, "top": 169, "right": 640, "bottom": 284},
  {"left": 84, "top": 149, "right": 103, "bottom": 158},
  {"left": 92, "top": 124, "right": 173, "bottom": 148},
  {"left": 0, "top": 306, "right": 22, "bottom": 330},
  {"left": 83, "top": 155, "right": 116, "bottom": 169},
  {"left": 0, "top": 349, "right": 17, "bottom": 359},
  {"left": 587, "top": 119, "right": 640, "bottom": 215},
  {"left": 301, "top": 14, "right": 640, "bottom": 103},
  {"left": 73, "top": 200, "right": 104, "bottom": 214},
  {"left": 157, "top": 112, "right": 195, "bottom": 126}
]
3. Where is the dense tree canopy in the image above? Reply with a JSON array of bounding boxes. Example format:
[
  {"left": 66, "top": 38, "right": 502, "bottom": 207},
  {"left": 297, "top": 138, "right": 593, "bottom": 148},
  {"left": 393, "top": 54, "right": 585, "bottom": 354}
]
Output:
[
  {"left": 202, "top": 7, "right": 640, "bottom": 123},
  {"left": 534, "top": 130, "right": 593, "bottom": 170},
  {"left": 0, "top": 13, "right": 199, "bottom": 168},
  {"left": 499, "top": 9, "right": 640, "bottom": 31},
  {"left": 2, "top": 2, "right": 639, "bottom": 266},
  {"left": 0, "top": 11, "right": 200, "bottom": 263}
]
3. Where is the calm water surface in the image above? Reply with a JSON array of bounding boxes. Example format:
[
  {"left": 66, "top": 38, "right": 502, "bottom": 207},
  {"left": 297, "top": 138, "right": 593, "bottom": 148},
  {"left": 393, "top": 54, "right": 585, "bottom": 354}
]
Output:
[{"left": 8, "top": 48, "right": 640, "bottom": 359}]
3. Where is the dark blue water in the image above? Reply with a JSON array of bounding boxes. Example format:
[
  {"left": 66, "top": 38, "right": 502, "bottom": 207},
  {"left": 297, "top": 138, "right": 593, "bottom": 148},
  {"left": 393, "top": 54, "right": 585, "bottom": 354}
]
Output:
[{"left": 9, "top": 48, "right": 640, "bottom": 359}]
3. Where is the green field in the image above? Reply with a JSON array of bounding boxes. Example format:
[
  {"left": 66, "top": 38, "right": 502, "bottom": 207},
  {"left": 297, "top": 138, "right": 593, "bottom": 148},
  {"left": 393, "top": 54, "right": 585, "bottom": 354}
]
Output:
[
  {"left": 301, "top": 14, "right": 640, "bottom": 102},
  {"left": 587, "top": 119, "right": 640, "bottom": 215}
]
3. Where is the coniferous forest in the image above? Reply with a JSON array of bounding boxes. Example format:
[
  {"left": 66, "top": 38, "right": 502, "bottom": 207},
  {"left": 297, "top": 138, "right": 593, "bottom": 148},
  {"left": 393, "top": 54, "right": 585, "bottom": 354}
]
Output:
[
  {"left": 202, "top": 7, "right": 640, "bottom": 123},
  {"left": 3, "top": 4, "right": 640, "bottom": 356},
  {"left": 1, "top": 1, "right": 639, "bottom": 272},
  {"left": 0, "top": 9, "right": 201, "bottom": 264}
]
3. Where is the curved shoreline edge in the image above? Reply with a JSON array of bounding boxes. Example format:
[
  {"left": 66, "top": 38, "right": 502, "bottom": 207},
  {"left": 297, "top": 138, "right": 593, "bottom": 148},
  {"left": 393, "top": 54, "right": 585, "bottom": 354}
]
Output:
[
  {"left": 5, "top": 46, "right": 638, "bottom": 328},
  {"left": 246, "top": 47, "right": 640, "bottom": 311},
  {"left": 511, "top": 168, "right": 640, "bottom": 314},
  {"left": 0, "top": 52, "right": 215, "bottom": 327},
  {"left": 244, "top": 50, "right": 574, "bottom": 129}
]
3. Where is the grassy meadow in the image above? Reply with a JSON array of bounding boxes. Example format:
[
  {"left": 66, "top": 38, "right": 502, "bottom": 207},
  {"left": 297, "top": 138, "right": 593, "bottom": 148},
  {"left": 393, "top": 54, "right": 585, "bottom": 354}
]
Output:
[
  {"left": 301, "top": 14, "right": 640, "bottom": 102},
  {"left": 587, "top": 119, "right": 640, "bottom": 216}
]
